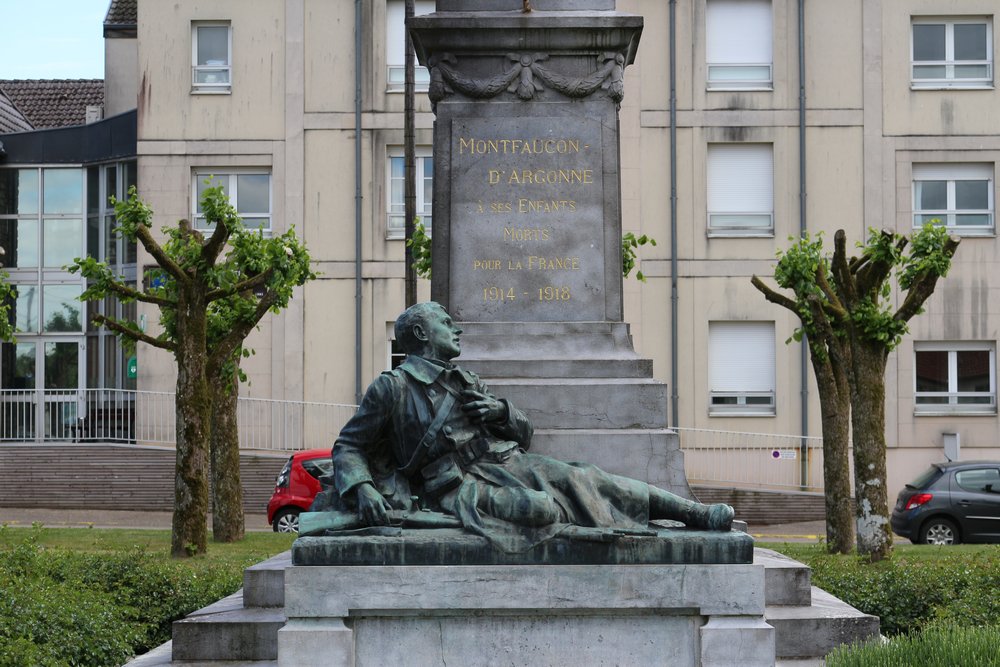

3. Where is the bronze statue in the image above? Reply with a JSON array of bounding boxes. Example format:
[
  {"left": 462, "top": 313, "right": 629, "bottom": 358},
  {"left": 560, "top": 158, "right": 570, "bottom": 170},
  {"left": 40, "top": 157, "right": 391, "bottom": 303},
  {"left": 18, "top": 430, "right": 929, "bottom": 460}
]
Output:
[{"left": 316, "top": 302, "right": 734, "bottom": 552}]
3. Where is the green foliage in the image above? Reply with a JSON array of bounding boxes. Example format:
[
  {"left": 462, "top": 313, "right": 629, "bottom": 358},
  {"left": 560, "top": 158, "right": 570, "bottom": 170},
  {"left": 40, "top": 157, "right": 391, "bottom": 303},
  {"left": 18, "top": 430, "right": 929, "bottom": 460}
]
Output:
[
  {"left": 0, "top": 529, "right": 250, "bottom": 666},
  {"left": 773, "top": 232, "right": 828, "bottom": 349},
  {"left": 772, "top": 547, "right": 1000, "bottom": 637},
  {"left": 0, "top": 271, "right": 15, "bottom": 343},
  {"left": 405, "top": 218, "right": 433, "bottom": 280},
  {"left": 621, "top": 232, "right": 657, "bottom": 282},
  {"left": 827, "top": 624, "right": 1000, "bottom": 667},
  {"left": 898, "top": 222, "right": 955, "bottom": 290}
]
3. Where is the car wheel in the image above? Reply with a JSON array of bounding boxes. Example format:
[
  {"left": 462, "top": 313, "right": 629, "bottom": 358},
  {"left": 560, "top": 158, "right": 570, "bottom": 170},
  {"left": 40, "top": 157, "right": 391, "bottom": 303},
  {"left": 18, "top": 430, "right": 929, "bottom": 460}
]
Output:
[
  {"left": 919, "top": 518, "right": 959, "bottom": 545},
  {"left": 272, "top": 508, "right": 301, "bottom": 533}
]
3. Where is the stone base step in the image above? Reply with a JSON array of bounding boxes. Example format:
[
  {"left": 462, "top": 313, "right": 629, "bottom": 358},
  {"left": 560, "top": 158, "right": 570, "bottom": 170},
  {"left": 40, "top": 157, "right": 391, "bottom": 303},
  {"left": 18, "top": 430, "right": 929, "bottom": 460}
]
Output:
[
  {"left": 243, "top": 551, "right": 291, "bottom": 608},
  {"left": 171, "top": 591, "right": 285, "bottom": 662},
  {"left": 768, "top": 586, "right": 880, "bottom": 659},
  {"left": 462, "top": 357, "right": 653, "bottom": 378},
  {"left": 129, "top": 545, "right": 879, "bottom": 666},
  {"left": 487, "top": 377, "right": 668, "bottom": 428},
  {"left": 755, "top": 547, "right": 812, "bottom": 607},
  {"left": 531, "top": 428, "right": 690, "bottom": 496}
]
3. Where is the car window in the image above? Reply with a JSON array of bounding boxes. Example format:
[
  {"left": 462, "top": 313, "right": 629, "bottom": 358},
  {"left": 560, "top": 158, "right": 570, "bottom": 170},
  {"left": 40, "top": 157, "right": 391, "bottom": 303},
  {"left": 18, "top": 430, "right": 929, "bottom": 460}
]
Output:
[
  {"left": 907, "top": 466, "right": 943, "bottom": 489},
  {"left": 955, "top": 467, "right": 1000, "bottom": 494},
  {"left": 301, "top": 457, "right": 333, "bottom": 480}
]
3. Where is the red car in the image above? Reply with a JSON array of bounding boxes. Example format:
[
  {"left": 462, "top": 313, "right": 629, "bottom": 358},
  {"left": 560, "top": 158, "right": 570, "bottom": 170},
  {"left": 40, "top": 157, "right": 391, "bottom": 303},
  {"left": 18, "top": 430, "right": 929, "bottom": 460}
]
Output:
[{"left": 267, "top": 448, "right": 332, "bottom": 532}]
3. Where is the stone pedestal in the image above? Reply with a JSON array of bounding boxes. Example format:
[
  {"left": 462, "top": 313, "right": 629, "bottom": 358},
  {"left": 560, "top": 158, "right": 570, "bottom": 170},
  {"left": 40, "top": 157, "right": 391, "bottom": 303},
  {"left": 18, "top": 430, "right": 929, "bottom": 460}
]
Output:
[
  {"left": 409, "top": 3, "right": 689, "bottom": 496},
  {"left": 277, "top": 562, "right": 775, "bottom": 667}
]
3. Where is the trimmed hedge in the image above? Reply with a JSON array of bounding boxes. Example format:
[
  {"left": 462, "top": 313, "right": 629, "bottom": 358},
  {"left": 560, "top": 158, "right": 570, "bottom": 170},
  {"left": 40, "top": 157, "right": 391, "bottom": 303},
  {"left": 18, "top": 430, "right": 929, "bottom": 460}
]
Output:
[
  {"left": 0, "top": 531, "right": 245, "bottom": 666},
  {"left": 788, "top": 549, "right": 1000, "bottom": 636}
]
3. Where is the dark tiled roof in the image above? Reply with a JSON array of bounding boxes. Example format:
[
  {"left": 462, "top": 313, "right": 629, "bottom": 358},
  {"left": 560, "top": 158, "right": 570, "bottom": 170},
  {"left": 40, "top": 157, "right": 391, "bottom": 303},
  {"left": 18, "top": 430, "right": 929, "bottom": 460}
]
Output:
[
  {"left": 104, "top": 0, "right": 137, "bottom": 26},
  {"left": 0, "top": 88, "right": 33, "bottom": 134},
  {"left": 0, "top": 80, "right": 104, "bottom": 129}
]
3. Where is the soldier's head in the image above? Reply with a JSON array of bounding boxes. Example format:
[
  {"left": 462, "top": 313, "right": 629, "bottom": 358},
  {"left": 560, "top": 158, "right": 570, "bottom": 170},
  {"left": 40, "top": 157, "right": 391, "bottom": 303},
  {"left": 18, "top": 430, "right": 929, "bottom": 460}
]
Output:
[{"left": 395, "top": 301, "right": 462, "bottom": 360}]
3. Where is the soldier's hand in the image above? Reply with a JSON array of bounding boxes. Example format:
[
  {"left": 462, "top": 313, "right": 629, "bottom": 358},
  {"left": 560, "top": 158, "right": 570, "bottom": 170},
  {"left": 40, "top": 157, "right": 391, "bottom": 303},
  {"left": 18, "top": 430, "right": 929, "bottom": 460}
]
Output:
[
  {"left": 356, "top": 483, "right": 392, "bottom": 525},
  {"left": 461, "top": 390, "right": 507, "bottom": 423}
]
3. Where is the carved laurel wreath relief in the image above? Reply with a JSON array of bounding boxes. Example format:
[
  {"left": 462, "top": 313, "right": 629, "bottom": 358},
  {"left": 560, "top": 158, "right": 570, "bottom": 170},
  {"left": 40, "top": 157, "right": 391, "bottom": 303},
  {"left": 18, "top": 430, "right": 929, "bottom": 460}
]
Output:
[{"left": 427, "top": 52, "right": 626, "bottom": 107}]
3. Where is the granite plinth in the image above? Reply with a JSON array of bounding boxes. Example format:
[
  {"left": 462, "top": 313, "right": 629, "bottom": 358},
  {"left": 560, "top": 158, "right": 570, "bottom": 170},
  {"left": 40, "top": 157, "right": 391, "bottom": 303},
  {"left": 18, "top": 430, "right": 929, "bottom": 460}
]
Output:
[
  {"left": 278, "top": 560, "right": 773, "bottom": 667},
  {"left": 291, "top": 524, "right": 752, "bottom": 566}
]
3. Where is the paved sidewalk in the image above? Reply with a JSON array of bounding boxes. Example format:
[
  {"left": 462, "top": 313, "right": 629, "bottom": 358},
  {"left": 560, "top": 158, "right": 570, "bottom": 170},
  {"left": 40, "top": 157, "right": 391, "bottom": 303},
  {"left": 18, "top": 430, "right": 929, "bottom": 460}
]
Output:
[{"left": 0, "top": 507, "right": 273, "bottom": 532}]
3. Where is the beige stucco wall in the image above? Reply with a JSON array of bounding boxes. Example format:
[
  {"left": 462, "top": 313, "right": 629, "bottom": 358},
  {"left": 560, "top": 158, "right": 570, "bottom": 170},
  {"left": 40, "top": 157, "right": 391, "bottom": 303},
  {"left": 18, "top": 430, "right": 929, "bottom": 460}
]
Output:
[
  {"left": 125, "top": 0, "right": 1000, "bottom": 497},
  {"left": 104, "top": 37, "right": 139, "bottom": 117},
  {"left": 136, "top": 0, "right": 286, "bottom": 140}
]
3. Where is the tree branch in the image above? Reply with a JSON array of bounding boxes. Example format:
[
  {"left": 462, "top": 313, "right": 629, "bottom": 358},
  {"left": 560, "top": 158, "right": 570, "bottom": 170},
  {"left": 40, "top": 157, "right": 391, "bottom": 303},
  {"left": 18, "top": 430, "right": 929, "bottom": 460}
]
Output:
[
  {"left": 894, "top": 236, "right": 960, "bottom": 324},
  {"left": 104, "top": 279, "right": 174, "bottom": 308},
  {"left": 208, "top": 291, "right": 282, "bottom": 376},
  {"left": 93, "top": 314, "right": 177, "bottom": 352},
  {"left": 831, "top": 230, "right": 857, "bottom": 306},
  {"left": 205, "top": 268, "right": 274, "bottom": 303},
  {"left": 135, "top": 224, "right": 190, "bottom": 284},
  {"left": 751, "top": 275, "right": 800, "bottom": 314},
  {"left": 201, "top": 218, "right": 231, "bottom": 266}
]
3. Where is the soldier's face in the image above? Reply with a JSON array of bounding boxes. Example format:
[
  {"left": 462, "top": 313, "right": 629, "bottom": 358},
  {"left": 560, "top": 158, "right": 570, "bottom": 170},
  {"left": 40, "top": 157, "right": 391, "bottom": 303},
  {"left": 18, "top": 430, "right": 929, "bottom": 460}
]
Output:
[{"left": 420, "top": 307, "right": 462, "bottom": 360}]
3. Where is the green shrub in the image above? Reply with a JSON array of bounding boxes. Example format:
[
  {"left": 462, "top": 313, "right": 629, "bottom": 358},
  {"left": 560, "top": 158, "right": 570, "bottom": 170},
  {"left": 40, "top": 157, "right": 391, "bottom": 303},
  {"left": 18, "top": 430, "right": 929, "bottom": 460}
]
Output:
[
  {"left": 827, "top": 624, "right": 1000, "bottom": 667},
  {"left": 0, "top": 576, "right": 145, "bottom": 667},
  {"left": 0, "top": 531, "right": 246, "bottom": 665}
]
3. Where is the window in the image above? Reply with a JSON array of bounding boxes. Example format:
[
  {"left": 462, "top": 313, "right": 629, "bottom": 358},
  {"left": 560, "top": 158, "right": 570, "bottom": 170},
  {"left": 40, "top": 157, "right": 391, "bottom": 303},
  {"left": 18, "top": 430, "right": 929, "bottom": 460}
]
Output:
[
  {"left": 706, "top": 0, "right": 773, "bottom": 90},
  {"left": 193, "top": 171, "right": 272, "bottom": 233},
  {"left": 386, "top": 323, "right": 405, "bottom": 370},
  {"left": 914, "top": 342, "right": 996, "bottom": 414},
  {"left": 708, "top": 321, "right": 775, "bottom": 415},
  {"left": 707, "top": 143, "right": 773, "bottom": 236},
  {"left": 955, "top": 467, "right": 1000, "bottom": 494},
  {"left": 386, "top": 146, "right": 432, "bottom": 239},
  {"left": 386, "top": 0, "right": 434, "bottom": 91},
  {"left": 912, "top": 18, "right": 992, "bottom": 88},
  {"left": 913, "top": 163, "right": 994, "bottom": 235},
  {"left": 192, "top": 22, "right": 232, "bottom": 93}
]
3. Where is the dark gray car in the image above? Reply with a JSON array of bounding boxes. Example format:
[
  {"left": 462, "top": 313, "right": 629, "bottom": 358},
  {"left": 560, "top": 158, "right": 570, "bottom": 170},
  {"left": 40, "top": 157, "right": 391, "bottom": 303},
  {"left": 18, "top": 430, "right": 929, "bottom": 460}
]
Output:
[{"left": 890, "top": 461, "right": 1000, "bottom": 545}]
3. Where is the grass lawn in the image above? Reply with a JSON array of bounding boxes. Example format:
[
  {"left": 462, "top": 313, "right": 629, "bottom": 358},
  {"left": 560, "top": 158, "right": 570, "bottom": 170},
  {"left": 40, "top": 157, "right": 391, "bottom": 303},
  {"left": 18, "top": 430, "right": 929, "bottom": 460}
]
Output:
[{"left": 0, "top": 525, "right": 295, "bottom": 568}]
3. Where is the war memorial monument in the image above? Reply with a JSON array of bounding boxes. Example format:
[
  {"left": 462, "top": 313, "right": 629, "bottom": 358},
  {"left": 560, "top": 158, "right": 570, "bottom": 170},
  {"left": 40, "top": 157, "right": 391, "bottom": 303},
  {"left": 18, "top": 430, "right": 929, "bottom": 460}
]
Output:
[{"left": 277, "top": 2, "right": 773, "bottom": 664}]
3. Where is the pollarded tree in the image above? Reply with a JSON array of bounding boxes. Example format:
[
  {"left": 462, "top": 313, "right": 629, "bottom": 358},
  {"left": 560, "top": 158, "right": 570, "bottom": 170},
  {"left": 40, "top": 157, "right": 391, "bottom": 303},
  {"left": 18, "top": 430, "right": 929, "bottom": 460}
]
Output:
[
  {"left": 71, "top": 186, "right": 314, "bottom": 556},
  {"left": 754, "top": 224, "right": 958, "bottom": 561},
  {"left": 752, "top": 233, "right": 854, "bottom": 555},
  {"left": 203, "top": 228, "right": 315, "bottom": 542}
]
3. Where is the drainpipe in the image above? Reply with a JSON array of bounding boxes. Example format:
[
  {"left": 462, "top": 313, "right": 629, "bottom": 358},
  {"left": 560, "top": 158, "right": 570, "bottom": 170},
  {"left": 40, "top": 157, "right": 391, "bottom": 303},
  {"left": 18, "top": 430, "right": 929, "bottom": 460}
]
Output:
[
  {"left": 354, "top": 0, "right": 364, "bottom": 403},
  {"left": 669, "top": 0, "right": 679, "bottom": 427},
  {"left": 798, "top": 0, "right": 809, "bottom": 487}
]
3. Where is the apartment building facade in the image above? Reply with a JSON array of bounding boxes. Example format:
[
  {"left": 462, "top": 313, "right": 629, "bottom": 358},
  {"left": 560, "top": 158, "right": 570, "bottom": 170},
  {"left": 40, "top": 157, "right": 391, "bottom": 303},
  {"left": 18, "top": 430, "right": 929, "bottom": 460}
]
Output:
[{"left": 2, "top": 0, "right": 998, "bottom": 495}]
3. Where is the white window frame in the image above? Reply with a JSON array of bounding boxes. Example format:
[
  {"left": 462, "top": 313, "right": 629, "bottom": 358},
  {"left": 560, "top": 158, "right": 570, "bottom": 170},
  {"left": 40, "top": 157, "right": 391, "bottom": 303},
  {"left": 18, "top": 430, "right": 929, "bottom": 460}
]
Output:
[
  {"left": 192, "top": 170, "right": 272, "bottom": 234},
  {"left": 386, "top": 0, "right": 434, "bottom": 92},
  {"left": 708, "top": 321, "right": 776, "bottom": 416},
  {"left": 911, "top": 17, "right": 993, "bottom": 89},
  {"left": 707, "top": 143, "right": 774, "bottom": 237},
  {"left": 914, "top": 341, "right": 997, "bottom": 415},
  {"left": 386, "top": 146, "right": 432, "bottom": 240},
  {"left": 706, "top": 0, "right": 773, "bottom": 91},
  {"left": 192, "top": 22, "right": 232, "bottom": 94},
  {"left": 912, "top": 163, "right": 994, "bottom": 236}
]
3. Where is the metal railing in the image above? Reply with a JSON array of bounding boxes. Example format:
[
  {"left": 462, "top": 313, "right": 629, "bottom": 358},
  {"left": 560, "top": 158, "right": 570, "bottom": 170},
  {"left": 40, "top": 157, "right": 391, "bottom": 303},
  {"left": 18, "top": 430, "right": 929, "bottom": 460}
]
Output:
[
  {"left": 676, "top": 426, "right": 836, "bottom": 493},
  {"left": 0, "top": 389, "right": 358, "bottom": 452}
]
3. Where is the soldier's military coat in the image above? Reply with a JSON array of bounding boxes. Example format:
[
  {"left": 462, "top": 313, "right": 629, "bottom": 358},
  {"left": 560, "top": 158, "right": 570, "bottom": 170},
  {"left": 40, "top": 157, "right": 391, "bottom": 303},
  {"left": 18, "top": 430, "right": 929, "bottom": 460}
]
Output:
[{"left": 331, "top": 355, "right": 651, "bottom": 552}]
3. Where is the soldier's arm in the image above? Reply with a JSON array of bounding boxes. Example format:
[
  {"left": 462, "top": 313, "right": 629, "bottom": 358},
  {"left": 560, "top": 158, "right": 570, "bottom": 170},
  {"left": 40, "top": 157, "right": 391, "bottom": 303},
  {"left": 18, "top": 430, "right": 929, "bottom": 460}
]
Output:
[
  {"left": 332, "top": 373, "right": 398, "bottom": 499},
  {"left": 470, "top": 379, "right": 533, "bottom": 448}
]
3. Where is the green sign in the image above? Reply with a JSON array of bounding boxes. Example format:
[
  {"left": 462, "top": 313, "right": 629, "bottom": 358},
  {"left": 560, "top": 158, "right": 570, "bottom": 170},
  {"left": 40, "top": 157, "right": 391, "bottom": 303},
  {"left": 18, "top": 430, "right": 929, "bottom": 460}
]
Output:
[{"left": 126, "top": 356, "right": 138, "bottom": 379}]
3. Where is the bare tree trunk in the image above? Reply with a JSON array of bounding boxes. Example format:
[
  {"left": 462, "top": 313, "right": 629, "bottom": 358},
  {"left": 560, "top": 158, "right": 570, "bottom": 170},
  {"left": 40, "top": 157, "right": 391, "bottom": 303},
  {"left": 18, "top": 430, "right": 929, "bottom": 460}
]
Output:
[
  {"left": 171, "top": 294, "right": 210, "bottom": 558},
  {"left": 849, "top": 343, "right": 892, "bottom": 561},
  {"left": 811, "top": 353, "right": 854, "bottom": 554},
  {"left": 210, "top": 371, "right": 245, "bottom": 542}
]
